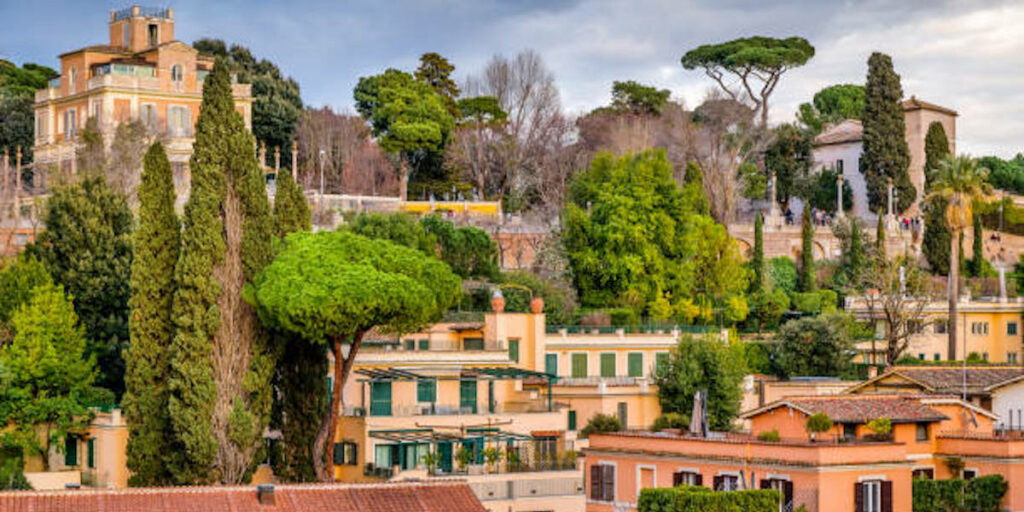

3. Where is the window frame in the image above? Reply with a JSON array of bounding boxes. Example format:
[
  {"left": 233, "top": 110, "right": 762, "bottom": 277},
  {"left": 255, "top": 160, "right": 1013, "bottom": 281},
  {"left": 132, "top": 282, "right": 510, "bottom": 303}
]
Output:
[
  {"left": 915, "top": 422, "right": 929, "bottom": 442},
  {"left": 627, "top": 352, "right": 643, "bottom": 377},
  {"left": 600, "top": 352, "right": 616, "bottom": 377}
]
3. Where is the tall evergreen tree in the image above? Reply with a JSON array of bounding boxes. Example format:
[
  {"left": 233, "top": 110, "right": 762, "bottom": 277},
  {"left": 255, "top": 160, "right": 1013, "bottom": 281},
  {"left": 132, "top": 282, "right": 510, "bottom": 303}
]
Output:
[
  {"left": 841, "top": 218, "right": 866, "bottom": 286},
  {"left": 124, "top": 143, "right": 180, "bottom": 486},
  {"left": 862, "top": 52, "right": 914, "bottom": 213},
  {"left": 268, "top": 168, "right": 321, "bottom": 482},
  {"left": 875, "top": 213, "right": 887, "bottom": 262},
  {"left": 751, "top": 211, "right": 764, "bottom": 293},
  {"left": 26, "top": 177, "right": 133, "bottom": 396},
  {"left": 922, "top": 122, "right": 952, "bottom": 275},
  {"left": 970, "top": 212, "right": 986, "bottom": 277},
  {"left": 799, "top": 207, "right": 815, "bottom": 292},
  {"left": 167, "top": 62, "right": 275, "bottom": 484}
]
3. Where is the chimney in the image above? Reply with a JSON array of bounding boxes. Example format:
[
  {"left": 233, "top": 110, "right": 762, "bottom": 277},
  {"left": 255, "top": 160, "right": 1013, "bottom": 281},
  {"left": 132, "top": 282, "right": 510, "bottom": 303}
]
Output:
[{"left": 257, "top": 484, "right": 275, "bottom": 506}]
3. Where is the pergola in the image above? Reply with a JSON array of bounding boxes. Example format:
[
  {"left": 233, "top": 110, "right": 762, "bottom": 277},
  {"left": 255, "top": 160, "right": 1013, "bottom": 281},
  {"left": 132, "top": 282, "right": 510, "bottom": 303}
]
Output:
[{"left": 354, "top": 366, "right": 559, "bottom": 411}]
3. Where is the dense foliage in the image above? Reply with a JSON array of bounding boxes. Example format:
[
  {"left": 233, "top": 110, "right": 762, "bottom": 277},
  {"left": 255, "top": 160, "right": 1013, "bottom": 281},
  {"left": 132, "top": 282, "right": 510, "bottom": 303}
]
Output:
[
  {"left": 655, "top": 336, "right": 746, "bottom": 431},
  {"left": 639, "top": 486, "right": 780, "bottom": 512},
  {"left": 774, "top": 314, "right": 854, "bottom": 378},
  {"left": 763, "top": 123, "right": 812, "bottom": 207},
  {"left": 563, "top": 150, "right": 747, "bottom": 320},
  {"left": 0, "top": 60, "right": 58, "bottom": 164},
  {"left": 797, "top": 84, "right": 866, "bottom": 134},
  {"left": 28, "top": 176, "right": 133, "bottom": 397},
  {"left": 579, "top": 413, "right": 623, "bottom": 438},
  {"left": 980, "top": 154, "right": 1024, "bottom": 194},
  {"left": 862, "top": 52, "right": 914, "bottom": 213},
  {"left": 124, "top": 143, "right": 180, "bottom": 486},
  {"left": 192, "top": 39, "right": 303, "bottom": 157},
  {"left": 167, "top": 62, "right": 275, "bottom": 484},
  {"left": 913, "top": 475, "right": 1007, "bottom": 512}
]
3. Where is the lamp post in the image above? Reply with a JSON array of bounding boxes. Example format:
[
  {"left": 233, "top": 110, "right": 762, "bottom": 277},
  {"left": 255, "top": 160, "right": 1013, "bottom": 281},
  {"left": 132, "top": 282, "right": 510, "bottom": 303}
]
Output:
[{"left": 318, "top": 148, "right": 326, "bottom": 229}]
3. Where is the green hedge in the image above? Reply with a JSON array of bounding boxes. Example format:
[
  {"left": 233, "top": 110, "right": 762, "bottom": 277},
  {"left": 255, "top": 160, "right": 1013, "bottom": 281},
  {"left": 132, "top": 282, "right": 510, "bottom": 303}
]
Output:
[
  {"left": 639, "top": 485, "right": 780, "bottom": 512},
  {"left": 913, "top": 475, "right": 1007, "bottom": 512},
  {"left": 791, "top": 289, "right": 838, "bottom": 315}
]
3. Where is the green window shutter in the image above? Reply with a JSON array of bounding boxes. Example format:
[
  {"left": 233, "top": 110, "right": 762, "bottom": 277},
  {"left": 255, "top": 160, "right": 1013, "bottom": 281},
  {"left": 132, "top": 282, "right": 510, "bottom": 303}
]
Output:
[
  {"left": 571, "top": 354, "right": 588, "bottom": 377},
  {"left": 460, "top": 380, "right": 478, "bottom": 413},
  {"left": 545, "top": 353, "right": 558, "bottom": 376},
  {"left": 628, "top": 352, "right": 643, "bottom": 377},
  {"left": 508, "top": 339, "right": 519, "bottom": 362},
  {"left": 568, "top": 410, "right": 577, "bottom": 431},
  {"left": 333, "top": 443, "right": 346, "bottom": 465},
  {"left": 64, "top": 435, "right": 77, "bottom": 467},
  {"left": 403, "top": 339, "right": 415, "bottom": 351},
  {"left": 418, "top": 339, "right": 430, "bottom": 350},
  {"left": 600, "top": 353, "right": 616, "bottom": 377},
  {"left": 655, "top": 352, "right": 670, "bottom": 374},
  {"left": 87, "top": 438, "right": 95, "bottom": 468},
  {"left": 417, "top": 379, "right": 436, "bottom": 403},
  {"left": 370, "top": 382, "right": 392, "bottom": 416}
]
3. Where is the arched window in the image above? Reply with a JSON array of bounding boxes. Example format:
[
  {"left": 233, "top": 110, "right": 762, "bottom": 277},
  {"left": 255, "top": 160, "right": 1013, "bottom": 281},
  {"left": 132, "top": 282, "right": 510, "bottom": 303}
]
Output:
[{"left": 171, "top": 64, "right": 183, "bottom": 82}]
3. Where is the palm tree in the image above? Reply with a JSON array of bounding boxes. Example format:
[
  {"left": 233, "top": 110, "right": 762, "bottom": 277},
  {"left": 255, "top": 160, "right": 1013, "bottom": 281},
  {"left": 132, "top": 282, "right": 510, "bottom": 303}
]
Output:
[{"left": 925, "top": 155, "right": 990, "bottom": 360}]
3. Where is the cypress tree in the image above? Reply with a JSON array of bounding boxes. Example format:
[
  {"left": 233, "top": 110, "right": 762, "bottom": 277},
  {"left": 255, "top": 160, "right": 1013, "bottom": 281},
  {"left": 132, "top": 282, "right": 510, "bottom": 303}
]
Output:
[
  {"left": 862, "top": 52, "right": 914, "bottom": 213},
  {"left": 751, "top": 211, "right": 764, "bottom": 293},
  {"left": 845, "top": 219, "right": 865, "bottom": 285},
  {"left": 970, "top": 212, "right": 985, "bottom": 277},
  {"left": 800, "top": 207, "right": 815, "bottom": 292},
  {"left": 168, "top": 61, "right": 275, "bottom": 484},
  {"left": 924, "top": 122, "right": 949, "bottom": 188},
  {"left": 124, "top": 143, "right": 180, "bottom": 486},
  {"left": 272, "top": 169, "right": 311, "bottom": 237},
  {"left": 268, "top": 168, "right": 322, "bottom": 482}
]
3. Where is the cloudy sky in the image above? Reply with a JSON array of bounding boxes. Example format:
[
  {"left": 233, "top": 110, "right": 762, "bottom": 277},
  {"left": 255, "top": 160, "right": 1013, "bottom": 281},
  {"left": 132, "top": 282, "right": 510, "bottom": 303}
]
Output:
[{"left": 3, "top": 0, "right": 1023, "bottom": 156}]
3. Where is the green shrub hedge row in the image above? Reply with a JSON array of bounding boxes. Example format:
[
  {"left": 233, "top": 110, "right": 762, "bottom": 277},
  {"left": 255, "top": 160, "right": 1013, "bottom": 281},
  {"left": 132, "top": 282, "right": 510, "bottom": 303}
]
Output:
[
  {"left": 912, "top": 475, "right": 1007, "bottom": 512},
  {"left": 639, "top": 485, "right": 780, "bottom": 512}
]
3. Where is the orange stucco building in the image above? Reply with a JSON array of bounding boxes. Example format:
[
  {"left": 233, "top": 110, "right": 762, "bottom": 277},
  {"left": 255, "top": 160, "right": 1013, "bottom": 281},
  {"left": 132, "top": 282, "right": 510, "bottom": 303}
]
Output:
[
  {"left": 584, "top": 393, "right": 1024, "bottom": 512},
  {"left": 32, "top": 5, "right": 252, "bottom": 198}
]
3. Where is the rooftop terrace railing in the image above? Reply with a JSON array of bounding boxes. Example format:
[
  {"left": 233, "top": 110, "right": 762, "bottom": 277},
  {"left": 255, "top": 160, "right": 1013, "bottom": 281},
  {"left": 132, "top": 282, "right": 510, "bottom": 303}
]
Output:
[
  {"left": 113, "top": 6, "right": 171, "bottom": 20},
  {"left": 545, "top": 323, "right": 715, "bottom": 335}
]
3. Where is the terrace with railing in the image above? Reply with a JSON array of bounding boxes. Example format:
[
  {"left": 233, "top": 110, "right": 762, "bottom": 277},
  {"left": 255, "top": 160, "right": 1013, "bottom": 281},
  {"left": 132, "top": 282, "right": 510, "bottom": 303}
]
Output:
[{"left": 112, "top": 6, "right": 171, "bottom": 20}]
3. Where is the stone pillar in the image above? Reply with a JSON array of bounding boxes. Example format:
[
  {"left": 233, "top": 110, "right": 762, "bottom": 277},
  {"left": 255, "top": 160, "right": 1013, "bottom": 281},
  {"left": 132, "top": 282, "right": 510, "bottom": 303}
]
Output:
[
  {"left": 887, "top": 178, "right": 894, "bottom": 217},
  {"left": 2, "top": 148, "right": 8, "bottom": 200},
  {"left": 259, "top": 141, "right": 267, "bottom": 172},
  {"left": 274, "top": 146, "right": 280, "bottom": 173},
  {"left": 14, "top": 146, "right": 22, "bottom": 213},
  {"left": 291, "top": 141, "right": 297, "bottom": 174},
  {"left": 836, "top": 173, "right": 844, "bottom": 218}
]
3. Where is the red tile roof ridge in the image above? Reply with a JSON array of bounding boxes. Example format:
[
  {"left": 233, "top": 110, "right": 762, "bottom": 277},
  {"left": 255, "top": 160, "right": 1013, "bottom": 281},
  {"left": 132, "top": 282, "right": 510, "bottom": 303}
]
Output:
[{"left": 0, "top": 479, "right": 473, "bottom": 497}]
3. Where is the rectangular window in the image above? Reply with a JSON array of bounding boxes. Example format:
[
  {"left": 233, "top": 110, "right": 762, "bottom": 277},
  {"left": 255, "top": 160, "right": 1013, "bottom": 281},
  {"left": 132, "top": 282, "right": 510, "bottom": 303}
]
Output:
[
  {"left": 403, "top": 339, "right": 415, "bottom": 351},
  {"left": 140, "top": 103, "right": 157, "bottom": 131},
  {"left": 935, "top": 319, "right": 948, "bottom": 334},
  {"left": 934, "top": 353, "right": 941, "bottom": 361},
  {"left": 568, "top": 410, "right": 577, "bottom": 431},
  {"left": 508, "top": 338, "right": 519, "bottom": 363},
  {"left": 856, "top": 480, "right": 892, "bottom": 512},
  {"left": 863, "top": 481, "right": 881, "bottom": 512},
  {"left": 590, "top": 464, "right": 615, "bottom": 502},
  {"left": 91, "top": 100, "right": 102, "bottom": 124},
  {"left": 917, "top": 353, "right": 925, "bottom": 360},
  {"left": 912, "top": 468, "right": 934, "bottom": 480},
  {"left": 1010, "top": 352, "right": 1019, "bottom": 364},
  {"left": 369, "top": 381, "right": 392, "bottom": 416},
  {"left": 460, "top": 379, "right": 477, "bottom": 414},
  {"left": 334, "top": 441, "right": 359, "bottom": 466},
  {"left": 463, "top": 338, "right": 484, "bottom": 350},
  {"left": 617, "top": 402, "right": 628, "bottom": 427},
  {"left": 418, "top": 339, "right": 430, "bottom": 351},
  {"left": 122, "top": 23, "right": 130, "bottom": 48},
  {"left": 545, "top": 353, "right": 558, "bottom": 376},
  {"left": 374, "top": 444, "right": 394, "bottom": 468},
  {"left": 673, "top": 471, "right": 701, "bottom": 486},
  {"left": 64, "top": 435, "right": 78, "bottom": 467},
  {"left": 916, "top": 422, "right": 929, "bottom": 441},
  {"left": 836, "top": 159, "right": 844, "bottom": 174},
  {"left": 655, "top": 352, "right": 670, "bottom": 375},
  {"left": 714, "top": 475, "right": 739, "bottom": 491},
  {"left": 843, "top": 423, "right": 857, "bottom": 441},
  {"left": 64, "top": 108, "right": 78, "bottom": 138},
  {"left": 627, "top": 352, "right": 643, "bottom": 377},
  {"left": 1009, "top": 322, "right": 1018, "bottom": 336},
  {"left": 963, "top": 469, "right": 978, "bottom": 480},
  {"left": 168, "top": 105, "right": 191, "bottom": 137},
  {"left": 571, "top": 353, "right": 588, "bottom": 378},
  {"left": 87, "top": 438, "right": 95, "bottom": 468},
  {"left": 416, "top": 379, "right": 436, "bottom": 403},
  {"left": 148, "top": 23, "right": 159, "bottom": 47},
  {"left": 600, "top": 353, "right": 616, "bottom": 377}
]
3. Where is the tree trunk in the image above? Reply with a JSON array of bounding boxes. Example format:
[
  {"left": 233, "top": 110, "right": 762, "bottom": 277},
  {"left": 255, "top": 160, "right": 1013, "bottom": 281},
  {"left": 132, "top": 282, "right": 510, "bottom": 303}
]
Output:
[
  {"left": 398, "top": 161, "right": 408, "bottom": 201},
  {"left": 322, "top": 331, "right": 365, "bottom": 482},
  {"left": 949, "top": 228, "right": 959, "bottom": 360}
]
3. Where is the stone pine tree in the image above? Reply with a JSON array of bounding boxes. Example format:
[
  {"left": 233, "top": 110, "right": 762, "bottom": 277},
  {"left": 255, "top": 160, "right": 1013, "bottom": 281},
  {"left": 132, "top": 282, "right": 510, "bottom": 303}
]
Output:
[
  {"left": 751, "top": 211, "right": 765, "bottom": 293},
  {"left": 799, "top": 207, "right": 815, "bottom": 292},
  {"left": 923, "top": 122, "right": 952, "bottom": 275},
  {"left": 268, "top": 168, "right": 322, "bottom": 482},
  {"left": 167, "top": 62, "right": 275, "bottom": 485},
  {"left": 862, "top": 52, "right": 914, "bottom": 213},
  {"left": 124, "top": 143, "right": 180, "bottom": 486}
]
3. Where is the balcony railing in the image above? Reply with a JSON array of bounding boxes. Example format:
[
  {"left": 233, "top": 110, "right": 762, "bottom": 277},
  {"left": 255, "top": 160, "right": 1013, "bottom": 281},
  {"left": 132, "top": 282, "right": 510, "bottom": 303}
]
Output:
[{"left": 344, "top": 401, "right": 553, "bottom": 418}]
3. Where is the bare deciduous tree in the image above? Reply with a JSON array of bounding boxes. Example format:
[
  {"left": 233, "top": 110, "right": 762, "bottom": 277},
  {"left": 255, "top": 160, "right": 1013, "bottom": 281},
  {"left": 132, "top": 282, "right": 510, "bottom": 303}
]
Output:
[
  {"left": 860, "top": 258, "right": 940, "bottom": 365},
  {"left": 294, "top": 107, "right": 396, "bottom": 196}
]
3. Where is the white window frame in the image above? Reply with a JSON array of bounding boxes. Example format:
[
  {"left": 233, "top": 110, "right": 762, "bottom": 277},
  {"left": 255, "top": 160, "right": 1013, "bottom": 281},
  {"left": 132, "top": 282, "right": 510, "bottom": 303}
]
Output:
[
  {"left": 963, "top": 467, "right": 979, "bottom": 479},
  {"left": 592, "top": 460, "right": 616, "bottom": 503},
  {"left": 171, "top": 64, "right": 183, "bottom": 82},
  {"left": 140, "top": 103, "right": 158, "bottom": 131},
  {"left": 167, "top": 105, "right": 191, "bottom": 137},
  {"left": 673, "top": 467, "right": 701, "bottom": 486},
  {"left": 715, "top": 470, "right": 741, "bottom": 491},
  {"left": 636, "top": 464, "right": 657, "bottom": 494},
  {"left": 64, "top": 108, "right": 77, "bottom": 138},
  {"left": 862, "top": 480, "right": 882, "bottom": 512}
]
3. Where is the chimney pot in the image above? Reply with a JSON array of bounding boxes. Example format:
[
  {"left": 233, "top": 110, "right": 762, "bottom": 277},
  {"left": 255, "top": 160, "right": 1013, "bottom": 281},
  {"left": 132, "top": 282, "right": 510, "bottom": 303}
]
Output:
[{"left": 257, "top": 484, "right": 276, "bottom": 506}]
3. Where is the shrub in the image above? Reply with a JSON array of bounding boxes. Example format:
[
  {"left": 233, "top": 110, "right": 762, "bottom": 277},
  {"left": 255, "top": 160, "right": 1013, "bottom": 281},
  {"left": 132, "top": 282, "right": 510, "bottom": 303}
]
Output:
[
  {"left": 652, "top": 413, "right": 690, "bottom": 431},
  {"left": 638, "top": 485, "right": 779, "bottom": 512},
  {"left": 580, "top": 413, "right": 622, "bottom": 439},
  {"left": 817, "top": 289, "right": 838, "bottom": 313},
  {"left": 608, "top": 307, "right": 639, "bottom": 326},
  {"left": 913, "top": 475, "right": 1007, "bottom": 512},
  {"left": 791, "top": 292, "right": 822, "bottom": 314},
  {"left": 805, "top": 413, "right": 833, "bottom": 441},
  {"left": 767, "top": 257, "right": 798, "bottom": 295},
  {"left": 757, "top": 429, "right": 781, "bottom": 442},
  {"left": 864, "top": 418, "right": 892, "bottom": 440},
  {"left": 743, "top": 342, "right": 775, "bottom": 375}
]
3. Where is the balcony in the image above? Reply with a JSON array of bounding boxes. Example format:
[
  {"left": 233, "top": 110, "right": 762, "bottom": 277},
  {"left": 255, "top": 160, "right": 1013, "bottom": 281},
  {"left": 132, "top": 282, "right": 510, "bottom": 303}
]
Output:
[
  {"left": 87, "top": 73, "right": 160, "bottom": 92},
  {"left": 344, "top": 400, "right": 553, "bottom": 418}
]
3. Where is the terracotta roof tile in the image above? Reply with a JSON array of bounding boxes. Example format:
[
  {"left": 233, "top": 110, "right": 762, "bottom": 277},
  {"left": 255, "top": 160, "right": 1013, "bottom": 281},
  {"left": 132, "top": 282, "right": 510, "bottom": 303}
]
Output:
[
  {"left": 892, "top": 366, "right": 1024, "bottom": 394},
  {"left": 813, "top": 119, "right": 862, "bottom": 146},
  {"left": 744, "top": 395, "right": 949, "bottom": 423},
  {"left": 902, "top": 96, "right": 958, "bottom": 116},
  {"left": 0, "top": 481, "right": 487, "bottom": 512}
]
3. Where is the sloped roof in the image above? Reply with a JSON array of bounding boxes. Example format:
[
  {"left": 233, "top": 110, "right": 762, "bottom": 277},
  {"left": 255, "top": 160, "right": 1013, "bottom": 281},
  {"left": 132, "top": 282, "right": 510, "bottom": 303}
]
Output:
[
  {"left": 741, "top": 395, "right": 949, "bottom": 423},
  {"left": 0, "top": 481, "right": 487, "bottom": 512},
  {"left": 902, "top": 96, "right": 958, "bottom": 116},
  {"left": 59, "top": 44, "right": 131, "bottom": 58},
  {"left": 813, "top": 119, "right": 862, "bottom": 146},
  {"left": 846, "top": 366, "right": 1024, "bottom": 396}
]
